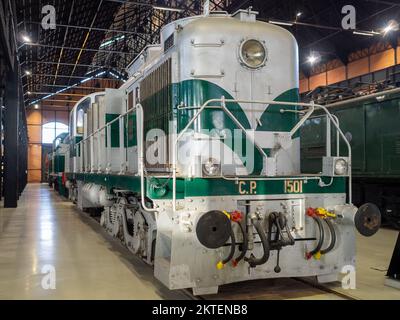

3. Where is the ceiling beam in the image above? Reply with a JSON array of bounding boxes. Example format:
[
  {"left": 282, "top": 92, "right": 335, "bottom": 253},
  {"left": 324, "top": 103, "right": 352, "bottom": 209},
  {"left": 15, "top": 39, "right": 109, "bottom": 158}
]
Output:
[
  {"left": 21, "top": 43, "right": 136, "bottom": 55},
  {"left": 23, "top": 21, "right": 148, "bottom": 36},
  {"left": 24, "top": 74, "right": 122, "bottom": 80}
]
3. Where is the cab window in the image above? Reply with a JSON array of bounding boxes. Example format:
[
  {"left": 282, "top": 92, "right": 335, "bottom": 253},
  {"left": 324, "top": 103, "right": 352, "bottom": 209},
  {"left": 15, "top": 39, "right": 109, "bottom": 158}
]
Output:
[{"left": 76, "top": 98, "right": 90, "bottom": 134}]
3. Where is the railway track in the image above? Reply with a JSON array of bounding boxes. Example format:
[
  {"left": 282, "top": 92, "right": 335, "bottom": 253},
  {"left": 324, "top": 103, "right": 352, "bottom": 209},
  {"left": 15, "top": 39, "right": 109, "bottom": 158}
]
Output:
[{"left": 182, "top": 277, "right": 355, "bottom": 300}]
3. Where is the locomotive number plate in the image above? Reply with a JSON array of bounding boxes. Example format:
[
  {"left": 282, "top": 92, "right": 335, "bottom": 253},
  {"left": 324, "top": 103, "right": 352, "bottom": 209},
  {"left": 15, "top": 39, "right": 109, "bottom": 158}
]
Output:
[
  {"left": 284, "top": 180, "right": 303, "bottom": 193},
  {"left": 238, "top": 181, "right": 257, "bottom": 195}
]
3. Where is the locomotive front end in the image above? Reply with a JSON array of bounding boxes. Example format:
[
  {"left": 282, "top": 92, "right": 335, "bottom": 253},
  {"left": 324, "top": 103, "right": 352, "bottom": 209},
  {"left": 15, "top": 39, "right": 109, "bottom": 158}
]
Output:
[
  {"left": 149, "top": 9, "right": 380, "bottom": 295},
  {"left": 62, "top": 8, "right": 381, "bottom": 296}
]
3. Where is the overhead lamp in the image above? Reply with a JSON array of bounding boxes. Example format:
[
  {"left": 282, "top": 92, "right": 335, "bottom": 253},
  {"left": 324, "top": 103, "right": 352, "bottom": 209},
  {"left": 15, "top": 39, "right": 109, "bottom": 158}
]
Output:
[
  {"left": 34, "top": 104, "right": 39, "bottom": 109},
  {"left": 25, "top": 70, "right": 31, "bottom": 75},
  {"left": 27, "top": 91, "right": 32, "bottom": 95},
  {"left": 353, "top": 30, "right": 374, "bottom": 36},
  {"left": 269, "top": 19, "right": 294, "bottom": 26},
  {"left": 383, "top": 20, "right": 398, "bottom": 35},
  {"left": 21, "top": 34, "right": 32, "bottom": 43},
  {"left": 307, "top": 54, "right": 318, "bottom": 65},
  {"left": 153, "top": 5, "right": 183, "bottom": 13},
  {"left": 296, "top": 12, "right": 302, "bottom": 18}
]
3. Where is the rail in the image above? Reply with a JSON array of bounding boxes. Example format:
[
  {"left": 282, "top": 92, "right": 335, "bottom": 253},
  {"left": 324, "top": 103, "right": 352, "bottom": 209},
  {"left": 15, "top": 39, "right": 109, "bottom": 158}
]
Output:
[
  {"left": 64, "top": 96, "right": 351, "bottom": 213},
  {"left": 172, "top": 97, "right": 351, "bottom": 211},
  {"left": 73, "top": 104, "right": 157, "bottom": 213}
]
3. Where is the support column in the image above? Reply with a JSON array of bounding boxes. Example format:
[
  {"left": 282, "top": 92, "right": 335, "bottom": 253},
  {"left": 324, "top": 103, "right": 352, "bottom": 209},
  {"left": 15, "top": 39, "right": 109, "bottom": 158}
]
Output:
[{"left": 3, "top": 61, "right": 19, "bottom": 208}]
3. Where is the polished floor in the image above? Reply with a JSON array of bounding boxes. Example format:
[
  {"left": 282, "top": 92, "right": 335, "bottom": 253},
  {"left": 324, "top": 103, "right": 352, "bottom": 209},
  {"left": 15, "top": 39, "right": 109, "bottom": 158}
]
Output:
[
  {"left": 0, "top": 183, "right": 399, "bottom": 300},
  {"left": 0, "top": 184, "right": 187, "bottom": 299}
]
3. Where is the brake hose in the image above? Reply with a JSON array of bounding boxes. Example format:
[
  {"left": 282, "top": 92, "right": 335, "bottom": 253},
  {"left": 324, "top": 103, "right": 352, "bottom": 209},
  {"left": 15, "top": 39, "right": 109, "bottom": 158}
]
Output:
[
  {"left": 232, "top": 220, "right": 248, "bottom": 266},
  {"left": 320, "top": 218, "right": 336, "bottom": 255},
  {"left": 306, "top": 216, "right": 325, "bottom": 259},
  {"left": 217, "top": 224, "right": 236, "bottom": 269},
  {"left": 245, "top": 216, "right": 270, "bottom": 268}
]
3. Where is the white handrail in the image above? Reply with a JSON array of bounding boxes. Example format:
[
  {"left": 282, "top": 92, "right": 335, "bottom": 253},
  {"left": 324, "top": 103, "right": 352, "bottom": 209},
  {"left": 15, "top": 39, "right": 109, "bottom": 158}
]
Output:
[
  {"left": 68, "top": 96, "right": 351, "bottom": 213},
  {"left": 172, "top": 97, "right": 351, "bottom": 211},
  {"left": 73, "top": 104, "right": 157, "bottom": 213}
]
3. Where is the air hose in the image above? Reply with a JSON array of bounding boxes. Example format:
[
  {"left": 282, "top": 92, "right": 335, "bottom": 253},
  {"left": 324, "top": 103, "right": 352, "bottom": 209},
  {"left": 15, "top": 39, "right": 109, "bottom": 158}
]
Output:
[
  {"left": 232, "top": 220, "right": 248, "bottom": 267},
  {"left": 216, "top": 223, "right": 236, "bottom": 269},
  {"left": 245, "top": 215, "right": 270, "bottom": 268},
  {"left": 320, "top": 218, "right": 336, "bottom": 254},
  {"left": 306, "top": 216, "right": 325, "bottom": 260},
  {"left": 268, "top": 212, "right": 295, "bottom": 247}
]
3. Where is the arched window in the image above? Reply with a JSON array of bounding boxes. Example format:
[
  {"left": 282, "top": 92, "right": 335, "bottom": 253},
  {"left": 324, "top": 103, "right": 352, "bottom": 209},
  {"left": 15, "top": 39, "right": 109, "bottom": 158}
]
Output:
[{"left": 42, "top": 122, "right": 69, "bottom": 144}]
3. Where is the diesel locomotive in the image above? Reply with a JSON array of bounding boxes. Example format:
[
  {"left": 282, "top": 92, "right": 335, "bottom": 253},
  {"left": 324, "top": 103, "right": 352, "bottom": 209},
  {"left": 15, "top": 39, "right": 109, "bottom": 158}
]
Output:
[{"left": 51, "top": 9, "right": 381, "bottom": 295}]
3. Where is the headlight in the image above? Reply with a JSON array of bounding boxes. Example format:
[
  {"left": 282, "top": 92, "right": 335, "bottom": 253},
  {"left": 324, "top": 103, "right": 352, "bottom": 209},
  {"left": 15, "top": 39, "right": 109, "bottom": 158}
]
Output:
[
  {"left": 334, "top": 158, "right": 348, "bottom": 175},
  {"left": 240, "top": 39, "right": 267, "bottom": 69},
  {"left": 202, "top": 158, "right": 221, "bottom": 177}
]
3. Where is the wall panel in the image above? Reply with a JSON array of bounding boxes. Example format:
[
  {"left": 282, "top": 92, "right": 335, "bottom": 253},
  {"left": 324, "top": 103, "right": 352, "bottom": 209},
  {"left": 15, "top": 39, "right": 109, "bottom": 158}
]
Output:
[{"left": 370, "top": 49, "right": 395, "bottom": 72}]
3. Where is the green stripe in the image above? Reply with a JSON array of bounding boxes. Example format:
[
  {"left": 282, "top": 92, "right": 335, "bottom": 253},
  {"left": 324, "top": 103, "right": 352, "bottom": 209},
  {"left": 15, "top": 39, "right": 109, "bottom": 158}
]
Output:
[
  {"left": 67, "top": 172, "right": 346, "bottom": 200},
  {"left": 256, "top": 88, "right": 299, "bottom": 133}
]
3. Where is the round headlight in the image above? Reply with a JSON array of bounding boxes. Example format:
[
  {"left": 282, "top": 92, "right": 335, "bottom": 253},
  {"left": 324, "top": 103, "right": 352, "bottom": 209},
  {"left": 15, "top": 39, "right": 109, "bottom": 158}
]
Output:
[
  {"left": 240, "top": 39, "right": 267, "bottom": 69},
  {"left": 202, "top": 158, "right": 221, "bottom": 177},
  {"left": 334, "top": 158, "right": 348, "bottom": 175}
]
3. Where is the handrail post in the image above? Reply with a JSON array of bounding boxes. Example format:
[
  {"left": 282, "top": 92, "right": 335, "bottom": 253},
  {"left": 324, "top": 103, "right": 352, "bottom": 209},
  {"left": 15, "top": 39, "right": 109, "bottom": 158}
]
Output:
[
  {"left": 136, "top": 103, "right": 158, "bottom": 213},
  {"left": 106, "top": 124, "right": 111, "bottom": 173},
  {"left": 97, "top": 130, "right": 102, "bottom": 173},
  {"left": 119, "top": 116, "right": 126, "bottom": 174},
  {"left": 90, "top": 135, "right": 94, "bottom": 173},
  {"left": 316, "top": 104, "right": 352, "bottom": 203},
  {"left": 326, "top": 114, "right": 331, "bottom": 157}
]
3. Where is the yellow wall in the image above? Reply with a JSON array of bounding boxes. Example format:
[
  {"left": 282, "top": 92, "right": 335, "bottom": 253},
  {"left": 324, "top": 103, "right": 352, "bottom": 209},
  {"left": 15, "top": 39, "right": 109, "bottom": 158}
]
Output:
[{"left": 300, "top": 46, "right": 399, "bottom": 93}]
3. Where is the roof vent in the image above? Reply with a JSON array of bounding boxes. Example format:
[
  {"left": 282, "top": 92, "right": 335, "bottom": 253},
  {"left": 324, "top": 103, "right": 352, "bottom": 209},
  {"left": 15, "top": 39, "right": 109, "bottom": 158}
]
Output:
[{"left": 232, "top": 8, "right": 258, "bottom": 22}]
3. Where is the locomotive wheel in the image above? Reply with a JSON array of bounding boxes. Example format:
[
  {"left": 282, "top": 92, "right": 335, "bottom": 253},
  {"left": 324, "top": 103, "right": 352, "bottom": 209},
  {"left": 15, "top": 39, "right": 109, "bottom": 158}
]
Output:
[
  {"left": 355, "top": 203, "right": 381, "bottom": 237},
  {"left": 196, "top": 210, "right": 231, "bottom": 249}
]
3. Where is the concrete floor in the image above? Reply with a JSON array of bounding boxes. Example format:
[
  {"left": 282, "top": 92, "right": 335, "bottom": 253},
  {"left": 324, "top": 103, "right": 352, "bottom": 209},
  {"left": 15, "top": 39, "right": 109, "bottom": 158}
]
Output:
[
  {"left": 0, "top": 184, "right": 187, "bottom": 300},
  {"left": 0, "top": 183, "right": 399, "bottom": 300},
  {"left": 324, "top": 226, "right": 400, "bottom": 299}
]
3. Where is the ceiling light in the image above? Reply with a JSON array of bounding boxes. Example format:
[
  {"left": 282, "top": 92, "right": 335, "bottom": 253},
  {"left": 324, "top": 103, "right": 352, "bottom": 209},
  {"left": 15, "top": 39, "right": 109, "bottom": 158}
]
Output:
[
  {"left": 25, "top": 70, "right": 31, "bottom": 75},
  {"left": 34, "top": 104, "right": 39, "bottom": 109},
  {"left": 383, "top": 24, "right": 394, "bottom": 34},
  {"left": 353, "top": 30, "right": 374, "bottom": 36},
  {"left": 21, "top": 34, "right": 31, "bottom": 43},
  {"left": 307, "top": 54, "right": 318, "bottom": 65},
  {"left": 383, "top": 20, "right": 399, "bottom": 34},
  {"left": 153, "top": 5, "right": 183, "bottom": 12},
  {"left": 269, "top": 20, "right": 294, "bottom": 26},
  {"left": 296, "top": 12, "right": 302, "bottom": 18},
  {"left": 27, "top": 91, "right": 32, "bottom": 95}
]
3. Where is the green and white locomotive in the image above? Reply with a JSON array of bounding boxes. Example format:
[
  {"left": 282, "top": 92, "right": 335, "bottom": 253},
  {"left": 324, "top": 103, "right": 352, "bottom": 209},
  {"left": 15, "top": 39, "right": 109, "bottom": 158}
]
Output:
[
  {"left": 62, "top": 9, "right": 380, "bottom": 295},
  {"left": 48, "top": 132, "right": 69, "bottom": 198}
]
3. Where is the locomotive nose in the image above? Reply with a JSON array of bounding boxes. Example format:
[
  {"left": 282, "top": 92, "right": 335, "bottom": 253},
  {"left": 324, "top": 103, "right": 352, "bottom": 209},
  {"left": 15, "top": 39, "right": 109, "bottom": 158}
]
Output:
[{"left": 354, "top": 203, "right": 381, "bottom": 237}]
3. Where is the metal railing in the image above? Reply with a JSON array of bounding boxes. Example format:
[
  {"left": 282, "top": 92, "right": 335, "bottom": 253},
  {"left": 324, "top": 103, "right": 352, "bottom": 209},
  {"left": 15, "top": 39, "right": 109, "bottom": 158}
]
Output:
[
  {"left": 172, "top": 97, "right": 351, "bottom": 211},
  {"left": 65, "top": 96, "right": 351, "bottom": 213},
  {"left": 72, "top": 103, "right": 157, "bottom": 213}
]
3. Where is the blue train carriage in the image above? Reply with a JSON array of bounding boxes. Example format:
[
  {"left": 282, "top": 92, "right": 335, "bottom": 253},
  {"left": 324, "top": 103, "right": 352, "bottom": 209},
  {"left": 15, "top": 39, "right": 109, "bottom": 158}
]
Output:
[
  {"left": 64, "top": 9, "right": 381, "bottom": 295},
  {"left": 301, "top": 87, "right": 400, "bottom": 229},
  {"left": 48, "top": 132, "right": 69, "bottom": 197}
]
